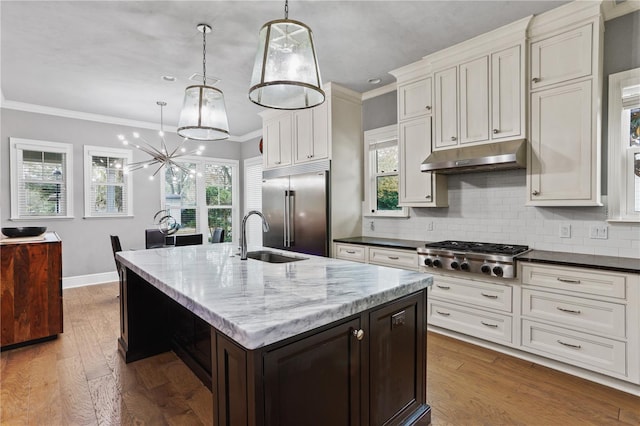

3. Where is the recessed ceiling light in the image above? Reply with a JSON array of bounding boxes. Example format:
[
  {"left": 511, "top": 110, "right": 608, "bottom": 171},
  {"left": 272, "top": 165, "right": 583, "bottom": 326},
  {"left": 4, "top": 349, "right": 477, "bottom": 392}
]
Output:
[
  {"left": 162, "top": 75, "right": 176, "bottom": 82},
  {"left": 368, "top": 78, "right": 382, "bottom": 85}
]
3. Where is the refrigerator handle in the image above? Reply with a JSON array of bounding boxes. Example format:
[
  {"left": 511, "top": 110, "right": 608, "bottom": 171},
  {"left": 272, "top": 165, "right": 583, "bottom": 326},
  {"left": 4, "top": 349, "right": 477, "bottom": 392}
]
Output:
[
  {"left": 288, "top": 190, "right": 295, "bottom": 246},
  {"left": 284, "top": 190, "right": 289, "bottom": 247}
]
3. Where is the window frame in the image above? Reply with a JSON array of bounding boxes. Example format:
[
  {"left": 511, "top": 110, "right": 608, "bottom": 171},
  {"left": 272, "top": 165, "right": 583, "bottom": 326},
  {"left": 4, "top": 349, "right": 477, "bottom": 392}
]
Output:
[
  {"left": 9, "top": 137, "right": 75, "bottom": 220},
  {"left": 607, "top": 67, "right": 640, "bottom": 222},
  {"left": 83, "top": 145, "right": 134, "bottom": 218},
  {"left": 243, "top": 156, "right": 264, "bottom": 247},
  {"left": 160, "top": 156, "right": 239, "bottom": 243},
  {"left": 363, "top": 125, "right": 409, "bottom": 218}
]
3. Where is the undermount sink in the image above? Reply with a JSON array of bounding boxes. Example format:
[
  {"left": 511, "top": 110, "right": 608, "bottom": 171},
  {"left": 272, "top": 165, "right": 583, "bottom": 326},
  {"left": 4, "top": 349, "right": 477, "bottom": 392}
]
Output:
[{"left": 246, "top": 250, "right": 306, "bottom": 264}]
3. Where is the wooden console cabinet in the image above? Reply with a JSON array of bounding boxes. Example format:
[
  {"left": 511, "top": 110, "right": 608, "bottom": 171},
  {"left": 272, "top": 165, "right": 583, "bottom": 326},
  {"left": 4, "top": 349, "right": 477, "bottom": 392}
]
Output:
[{"left": 1, "top": 232, "right": 63, "bottom": 349}]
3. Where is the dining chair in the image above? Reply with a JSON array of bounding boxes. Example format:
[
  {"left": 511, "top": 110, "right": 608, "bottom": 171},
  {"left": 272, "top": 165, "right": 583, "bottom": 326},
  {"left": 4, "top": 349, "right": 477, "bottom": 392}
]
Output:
[
  {"left": 210, "top": 227, "right": 225, "bottom": 243},
  {"left": 110, "top": 235, "right": 122, "bottom": 267},
  {"left": 145, "top": 229, "right": 166, "bottom": 249},
  {"left": 175, "top": 234, "right": 203, "bottom": 246}
]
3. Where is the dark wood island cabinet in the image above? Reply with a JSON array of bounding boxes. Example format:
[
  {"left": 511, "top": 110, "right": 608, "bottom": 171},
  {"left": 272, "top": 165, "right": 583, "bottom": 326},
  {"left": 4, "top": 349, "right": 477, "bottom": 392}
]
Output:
[
  {"left": 117, "top": 244, "right": 432, "bottom": 425},
  {"left": 1, "top": 232, "right": 63, "bottom": 349}
]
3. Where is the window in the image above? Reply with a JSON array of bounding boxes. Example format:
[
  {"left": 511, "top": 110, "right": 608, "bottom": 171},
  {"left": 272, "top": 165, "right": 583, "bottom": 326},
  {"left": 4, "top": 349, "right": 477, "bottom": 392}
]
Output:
[
  {"left": 162, "top": 157, "right": 238, "bottom": 243},
  {"left": 364, "top": 125, "right": 408, "bottom": 217},
  {"left": 608, "top": 68, "right": 640, "bottom": 222},
  {"left": 9, "top": 138, "right": 74, "bottom": 219},
  {"left": 244, "top": 156, "right": 264, "bottom": 247},
  {"left": 84, "top": 146, "right": 133, "bottom": 217}
]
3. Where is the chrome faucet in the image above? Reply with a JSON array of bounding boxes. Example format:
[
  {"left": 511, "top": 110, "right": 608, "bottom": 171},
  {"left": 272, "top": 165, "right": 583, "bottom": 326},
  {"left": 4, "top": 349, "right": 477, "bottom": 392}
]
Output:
[{"left": 241, "top": 210, "right": 269, "bottom": 260}]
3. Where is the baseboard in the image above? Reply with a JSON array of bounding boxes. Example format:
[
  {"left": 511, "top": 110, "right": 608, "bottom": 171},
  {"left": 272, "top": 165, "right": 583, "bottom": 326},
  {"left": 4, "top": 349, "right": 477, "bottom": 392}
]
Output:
[{"left": 63, "top": 271, "right": 118, "bottom": 289}]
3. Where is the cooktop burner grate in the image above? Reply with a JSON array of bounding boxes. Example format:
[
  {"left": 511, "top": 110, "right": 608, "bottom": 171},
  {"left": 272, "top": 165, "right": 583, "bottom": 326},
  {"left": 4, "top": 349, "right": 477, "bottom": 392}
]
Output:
[{"left": 424, "top": 240, "right": 529, "bottom": 256}]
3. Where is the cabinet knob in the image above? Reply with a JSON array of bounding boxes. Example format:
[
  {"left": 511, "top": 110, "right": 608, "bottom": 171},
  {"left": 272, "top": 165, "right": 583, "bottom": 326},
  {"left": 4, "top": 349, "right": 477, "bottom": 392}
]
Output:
[
  {"left": 450, "top": 136, "right": 457, "bottom": 141},
  {"left": 275, "top": 161, "right": 281, "bottom": 165},
  {"left": 532, "top": 77, "right": 540, "bottom": 83},
  {"left": 532, "top": 190, "right": 540, "bottom": 196},
  {"left": 493, "top": 129, "right": 499, "bottom": 134},
  {"left": 352, "top": 329, "right": 365, "bottom": 341},
  {"left": 425, "top": 106, "right": 432, "bottom": 111},
  {"left": 425, "top": 194, "right": 432, "bottom": 199}
]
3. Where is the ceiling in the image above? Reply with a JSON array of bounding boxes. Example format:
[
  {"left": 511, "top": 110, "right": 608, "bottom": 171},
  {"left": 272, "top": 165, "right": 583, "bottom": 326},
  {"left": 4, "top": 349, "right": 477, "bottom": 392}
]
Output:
[{"left": 1, "top": 1, "right": 570, "bottom": 141}]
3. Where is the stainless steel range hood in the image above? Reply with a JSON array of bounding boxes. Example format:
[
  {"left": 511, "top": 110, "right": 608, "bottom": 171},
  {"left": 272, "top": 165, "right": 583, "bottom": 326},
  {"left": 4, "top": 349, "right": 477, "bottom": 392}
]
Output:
[{"left": 421, "top": 139, "right": 527, "bottom": 174}]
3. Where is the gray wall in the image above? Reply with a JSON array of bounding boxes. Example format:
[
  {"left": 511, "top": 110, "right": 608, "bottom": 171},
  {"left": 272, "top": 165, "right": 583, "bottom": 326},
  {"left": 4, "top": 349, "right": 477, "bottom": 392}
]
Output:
[
  {"left": 0, "top": 108, "right": 242, "bottom": 278},
  {"left": 362, "top": 91, "right": 397, "bottom": 132}
]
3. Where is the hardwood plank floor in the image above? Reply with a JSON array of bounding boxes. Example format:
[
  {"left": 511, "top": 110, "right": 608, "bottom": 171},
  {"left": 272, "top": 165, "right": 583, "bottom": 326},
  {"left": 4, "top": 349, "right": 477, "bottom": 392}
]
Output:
[{"left": 1, "top": 282, "right": 638, "bottom": 425}]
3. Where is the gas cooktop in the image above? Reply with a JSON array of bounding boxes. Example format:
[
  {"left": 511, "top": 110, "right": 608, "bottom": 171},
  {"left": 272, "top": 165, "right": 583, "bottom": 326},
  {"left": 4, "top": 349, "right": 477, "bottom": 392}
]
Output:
[{"left": 423, "top": 240, "right": 529, "bottom": 256}]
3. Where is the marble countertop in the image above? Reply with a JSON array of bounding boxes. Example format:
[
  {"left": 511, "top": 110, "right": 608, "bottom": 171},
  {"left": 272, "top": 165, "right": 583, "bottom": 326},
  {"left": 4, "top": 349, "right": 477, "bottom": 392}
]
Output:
[
  {"left": 116, "top": 243, "right": 432, "bottom": 350},
  {"left": 333, "top": 236, "right": 427, "bottom": 250}
]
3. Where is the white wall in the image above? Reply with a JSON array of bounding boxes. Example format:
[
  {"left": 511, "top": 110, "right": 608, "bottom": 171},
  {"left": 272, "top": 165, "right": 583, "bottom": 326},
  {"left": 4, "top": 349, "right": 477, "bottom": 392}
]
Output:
[{"left": 362, "top": 169, "right": 640, "bottom": 258}]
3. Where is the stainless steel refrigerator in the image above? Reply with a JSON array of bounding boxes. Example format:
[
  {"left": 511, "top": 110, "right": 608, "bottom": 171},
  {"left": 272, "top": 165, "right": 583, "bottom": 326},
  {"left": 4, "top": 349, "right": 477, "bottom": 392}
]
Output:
[{"left": 262, "top": 163, "right": 329, "bottom": 257}]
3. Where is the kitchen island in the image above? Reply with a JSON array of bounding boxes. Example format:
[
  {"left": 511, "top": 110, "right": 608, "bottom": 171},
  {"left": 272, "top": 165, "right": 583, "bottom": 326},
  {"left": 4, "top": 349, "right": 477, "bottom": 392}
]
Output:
[{"left": 116, "top": 243, "right": 433, "bottom": 426}]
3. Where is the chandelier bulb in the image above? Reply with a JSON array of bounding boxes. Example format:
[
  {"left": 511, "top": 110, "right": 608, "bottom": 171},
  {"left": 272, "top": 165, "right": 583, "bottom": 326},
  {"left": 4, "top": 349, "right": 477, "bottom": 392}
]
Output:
[{"left": 133, "top": 132, "right": 140, "bottom": 138}]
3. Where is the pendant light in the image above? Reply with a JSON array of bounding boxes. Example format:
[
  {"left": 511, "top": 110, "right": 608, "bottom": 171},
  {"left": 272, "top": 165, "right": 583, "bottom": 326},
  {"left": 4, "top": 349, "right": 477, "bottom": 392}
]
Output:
[
  {"left": 249, "top": 0, "right": 325, "bottom": 110},
  {"left": 177, "top": 24, "right": 229, "bottom": 141}
]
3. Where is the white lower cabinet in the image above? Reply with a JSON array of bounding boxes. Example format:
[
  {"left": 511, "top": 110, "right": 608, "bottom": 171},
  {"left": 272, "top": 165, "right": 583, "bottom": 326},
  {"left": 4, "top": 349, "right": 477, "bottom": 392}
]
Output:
[
  {"left": 333, "top": 243, "right": 418, "bottom": 271},
  {"left": 429, "top": 300, "right": 513, "bottom": 344}
]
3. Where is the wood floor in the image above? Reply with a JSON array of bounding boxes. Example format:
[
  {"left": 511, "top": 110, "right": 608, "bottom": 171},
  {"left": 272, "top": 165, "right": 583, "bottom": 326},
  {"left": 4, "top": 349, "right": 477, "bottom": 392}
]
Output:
[{"left": 1, "top": 282, "right": 638, "bottom": 425}]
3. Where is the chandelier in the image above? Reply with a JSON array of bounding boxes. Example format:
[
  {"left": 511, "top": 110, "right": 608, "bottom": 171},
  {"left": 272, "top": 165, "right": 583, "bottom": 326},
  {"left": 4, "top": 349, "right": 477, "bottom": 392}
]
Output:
[
  {"left": 249, "top": 0, "right": 325, "bottom": 110},
  {"left": 118, "top": 101, "right": 204, "bottom": 181},
  {"left": 177, "top": 23, "right": 230, "bottom": 141}
]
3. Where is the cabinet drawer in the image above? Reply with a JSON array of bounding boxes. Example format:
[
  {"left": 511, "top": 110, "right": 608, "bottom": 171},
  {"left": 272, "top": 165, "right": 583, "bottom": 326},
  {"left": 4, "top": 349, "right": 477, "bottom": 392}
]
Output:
[
  {"left": 522, "top": 320, "right": 627, "bottom": 377},
  {"left": 334, "top": 244, "right": 366, "bottom": 262},
  {"left": 429, "top": 300, "right": 512, "bottom": 344},
  {"left": 429, "top": 275, "right": 512, "bottom": 312},
  {"left": 521, "top": 263, "right": 626, "bottom": 299},
  {"left": 530, "top": 23, "right": 593, "bottom": 90},
  {"left": 369, "top": 247, "right": 418, "bottom": 271},
  {"left": 522, "top": 289, "right": 626, "bottom": 338}
]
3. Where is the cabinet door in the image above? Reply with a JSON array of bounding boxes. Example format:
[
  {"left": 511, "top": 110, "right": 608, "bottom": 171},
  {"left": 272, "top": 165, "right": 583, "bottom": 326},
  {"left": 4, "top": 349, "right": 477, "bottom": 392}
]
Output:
[
  {"left": 263, "top": 318, "right": 361, "bottom": 426},
  {"left": 459, "top": 56, "right": 489, "bottom": 144},
  {"left": 530, "top": 23, "right": 593, "bottom": 90},
  {"left": 264, "top": 114, "right": 292, "bottom": 169},
  {"left": 311, "top": 101, "right": 329, "bottom": 160},
  {"left": 399, "top": 116, "right": 433, "bottom": 204},
  {"left": 434, "top": 66, "right": 458, "bottom": 148},
  {"left": 369, "top": 291, "right": 425, "bottom": 425},
  {"left": 293, "top": 109, "right": 313, "bottom": 164},
  {"left": 491, "top": 45, "right": 522, "bottom": 140},
  {"left": 399, "top": 77, "right": 432, "bottom": 120},
  {"left": 528, "top": 80, "right": 595, "bottom": 205}
]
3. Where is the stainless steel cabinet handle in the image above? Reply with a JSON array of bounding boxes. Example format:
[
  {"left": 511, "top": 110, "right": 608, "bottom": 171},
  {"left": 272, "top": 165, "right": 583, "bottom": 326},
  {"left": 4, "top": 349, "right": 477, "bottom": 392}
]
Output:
[
  {"left": 436, "top": 310, "right": 450, "bottom": 316},
  {"left": 345, "top": 250, "right": 356, "bottom": 254},
  {"left": 425, "top": 194, "right": 432, "bottom": 199},
  {"left": 481, "top": 321, "right": 498, "bottom": 328},
  {"left": 388, "top": 256, "right": 400, "bottom": 260},
  {"left": 557, "top": 278, "right": 581, "bottom": 284},
  {"left": 425, "top": 106, "right": 432, "bottom": 111},
  {"left": 436, "top": 285, "right": 450, "bottom": 290},
  {"left": 451, "top": 136, "right": 457, "bottom": 141},
  {"left": 275, "top": 161, "right": 281, "bottom": 165},
  {"left": 481, "top": 292, "right": 498, "bottom": 299},
  {"left": 352, "top": 329, "right": 365, "bottom": 341},
  {"left": 532, "top": 190, "right": 540, "bottom": 196},
  {"left": 493, "top": 129, "right": 499, "bottom": 134},
  {"left": 532, "top": 77, "right": 540, "bottom": 83},
  {"left": 557, "top": 340, "right": 581, "bottom": 349},
  {"left": 557, "top": 307, "right": 581, "bottom": 314}
]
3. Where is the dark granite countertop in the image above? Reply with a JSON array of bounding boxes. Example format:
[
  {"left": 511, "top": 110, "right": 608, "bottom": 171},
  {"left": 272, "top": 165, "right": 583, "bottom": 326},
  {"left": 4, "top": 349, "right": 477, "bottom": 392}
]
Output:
[
  {"left": 333, "top": 236, "right": 427, "bottom": 251},
  {"left": 517, "top": 250, "right": 639, "bottom": 274}
]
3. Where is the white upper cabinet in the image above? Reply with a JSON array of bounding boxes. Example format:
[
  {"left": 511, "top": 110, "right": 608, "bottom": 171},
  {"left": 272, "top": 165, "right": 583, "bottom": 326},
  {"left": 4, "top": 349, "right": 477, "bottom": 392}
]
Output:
[
  {"left": 398, "top": 77, "right": 432, "bottom": 120},
  {"left": 263, "top": 112, "right": 292, "bottom": 169},
  {"left": 530, "top": 23, "right": 593, "bottom": 90},
  {"left": 293, "top": 102, "right": 329, "bottom": 164},
  {"left": 459, "top": 55, "right": 490, "bottom": 145},
  {"left": 491, "top": 45, "right": 522, "bottom": 139},
  {"left": 434, "top": 66, "right": 459, "bottom": 149}
]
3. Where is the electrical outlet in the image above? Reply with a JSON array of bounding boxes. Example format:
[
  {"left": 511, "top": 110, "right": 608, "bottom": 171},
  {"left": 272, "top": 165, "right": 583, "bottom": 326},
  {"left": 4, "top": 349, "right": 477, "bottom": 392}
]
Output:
[
  {"left": 589, "top": 225, "right": 608, "bottom": 239},
  {"left": 369, "top": 220, "right": 375, "bottom": 231},
  {"left": 559, "top": 224, "right": 571, "bottom": 238},
  {"left": 427, "top": 221, "right": 434, "bottom": 232}
]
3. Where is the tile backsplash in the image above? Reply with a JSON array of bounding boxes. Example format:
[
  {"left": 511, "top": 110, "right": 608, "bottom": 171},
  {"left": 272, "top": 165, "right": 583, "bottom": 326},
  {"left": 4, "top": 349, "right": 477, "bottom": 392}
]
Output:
[{"left": 362, "top": 169, "right": 640, "bottom": 259}]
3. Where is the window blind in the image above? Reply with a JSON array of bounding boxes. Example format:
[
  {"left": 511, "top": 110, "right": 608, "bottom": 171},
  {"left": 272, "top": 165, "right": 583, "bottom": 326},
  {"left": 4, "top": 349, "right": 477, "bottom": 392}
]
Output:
[
  {"left": 244, "top": 159, "right": 263, "bottom": 247},
  {"left": 18, "top": 149, "right": 67, "bottom": 217},
  {"left": 89, "top": 155, "right": 129, "bottom": 215}
]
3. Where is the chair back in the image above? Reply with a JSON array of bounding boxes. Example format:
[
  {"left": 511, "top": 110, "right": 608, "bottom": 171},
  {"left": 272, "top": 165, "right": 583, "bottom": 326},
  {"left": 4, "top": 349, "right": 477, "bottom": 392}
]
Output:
[
  {"left": 175, "top": 234, "right": 203, "bottom": 246},
  {"left": 145, "top": 229, "right": 166, "bottom": 249},
  {"left": 110, "top": 235, "right": 122, "bottom": 267},
  {"left": 211, "top": 227, "right": 225, "bottom": 243}
]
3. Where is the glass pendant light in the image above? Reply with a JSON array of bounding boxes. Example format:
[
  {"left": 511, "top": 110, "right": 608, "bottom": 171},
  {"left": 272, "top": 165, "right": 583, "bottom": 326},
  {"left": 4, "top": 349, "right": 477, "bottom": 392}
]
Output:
[
  {"left": 249, "top": 0, "right": 325, "bottom": 110},
  {"left": 178, "top": 24, "right": 229, "bottom": 141}
]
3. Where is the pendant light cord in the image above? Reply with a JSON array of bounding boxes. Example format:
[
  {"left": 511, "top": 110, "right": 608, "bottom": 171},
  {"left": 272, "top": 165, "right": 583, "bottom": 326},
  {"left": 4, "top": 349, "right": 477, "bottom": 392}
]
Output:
[
  {"left": 284, "top": 0, "right": 288, "bottom": 19},
  {"left": 202, "top": 27, "right": 207, "bottom": 85}
]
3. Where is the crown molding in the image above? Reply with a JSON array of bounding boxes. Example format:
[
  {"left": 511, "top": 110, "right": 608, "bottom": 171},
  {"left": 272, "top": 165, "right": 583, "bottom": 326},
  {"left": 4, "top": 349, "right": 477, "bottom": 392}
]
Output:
[
  {"left": 602, "top": 0, "right": 640, "bottom": 21},
  {"left": 361, "top": 82, "right": 396, "bottom": 101},
  {"left": 0, "top": 99, "right": 258, "bottom": 142}
]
